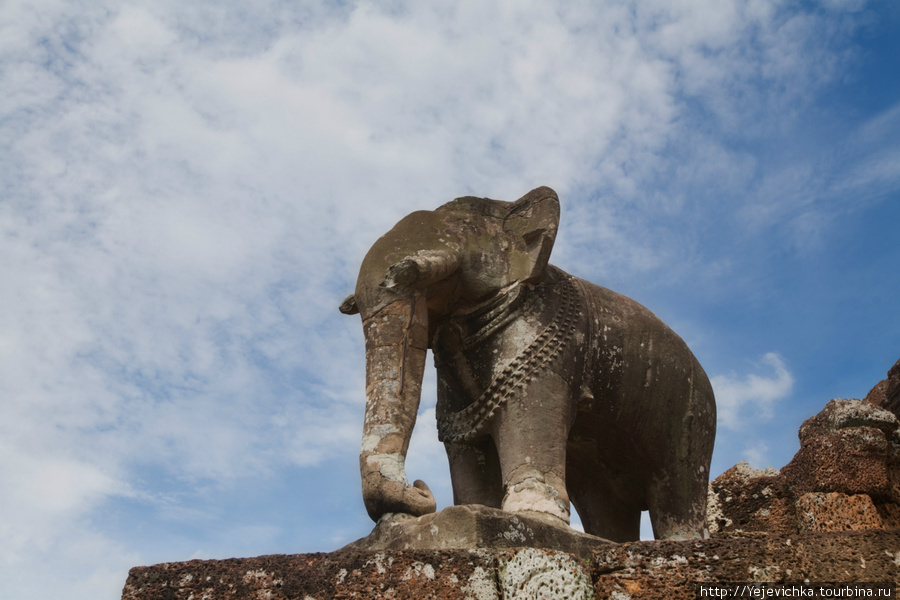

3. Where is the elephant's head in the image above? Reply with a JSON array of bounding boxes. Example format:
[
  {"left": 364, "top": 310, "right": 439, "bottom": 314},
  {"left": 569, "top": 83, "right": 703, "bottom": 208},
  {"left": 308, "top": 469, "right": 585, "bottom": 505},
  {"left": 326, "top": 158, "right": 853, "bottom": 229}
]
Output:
[{"left": 340, "top": 186, "right": 560, "bottom": 521}]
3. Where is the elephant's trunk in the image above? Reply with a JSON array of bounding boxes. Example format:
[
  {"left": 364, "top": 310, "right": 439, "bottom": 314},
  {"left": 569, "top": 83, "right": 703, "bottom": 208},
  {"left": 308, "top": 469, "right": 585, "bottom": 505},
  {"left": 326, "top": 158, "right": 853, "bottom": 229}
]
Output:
[{"left": 359, "top": 293, "right": 436, "bottom": 521}]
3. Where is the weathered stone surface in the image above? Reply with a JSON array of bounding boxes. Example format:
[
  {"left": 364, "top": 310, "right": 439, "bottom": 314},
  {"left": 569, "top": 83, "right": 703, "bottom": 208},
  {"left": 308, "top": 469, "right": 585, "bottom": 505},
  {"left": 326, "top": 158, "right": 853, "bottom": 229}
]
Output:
[
  {"left": 799, "top": 398, "right": 897, "bottom": 441},
  {"left": 863, "top": 361, "right": 900, "bottom": 505},
  {"left": 782, "top": 426, "right": 891, "bottom": 499},
  {"left": 888, "top": 360, "right": 900, "bottom": 415},
  {"left": 706, "top": 462, "right": 794, "bottom": 536},
  {"left": 342, "top": 504, "right": 612, "bottom": 561},
  {"left": 866, "top": 380, "right": 892, "bottom": 410},
  {"left": 121, "top": 531, "right": 900, "bottom": 600},
  {"left": 886, "top": 430, "right": 900, "bottom": 505},
  {"left": 497, "top": 548, "right": 594, "bottom": 599},
  {"left": 865, "top": 359, "right": 900, "bottom": 419},
  {"left": 878, "top": 503, "right": 900, "bottom": 529},
  {"left": 122, "top": 549, "right": 501, "bottom": 600},
  {"left": 795, "top": 492, "right": 884, "bottom": 532},
  {"left": 707, "top": 390, "right": 900, "bottom": 538},
  {"left": 593, "top": 531, "right": 900, "bottom": 600}
]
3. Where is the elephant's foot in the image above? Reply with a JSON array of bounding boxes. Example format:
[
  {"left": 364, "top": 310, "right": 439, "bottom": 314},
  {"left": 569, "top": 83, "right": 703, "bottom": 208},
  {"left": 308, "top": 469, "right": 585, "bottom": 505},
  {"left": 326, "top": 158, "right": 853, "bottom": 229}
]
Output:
[
  {"left": 361, "top": 453, "right": 436, "bottom": 521},
  {"left": 648, "top": 503, "right": 710, "bottom": 540},
  {"left": 502, "top": 474, "right": 570, "bottom": 524}
]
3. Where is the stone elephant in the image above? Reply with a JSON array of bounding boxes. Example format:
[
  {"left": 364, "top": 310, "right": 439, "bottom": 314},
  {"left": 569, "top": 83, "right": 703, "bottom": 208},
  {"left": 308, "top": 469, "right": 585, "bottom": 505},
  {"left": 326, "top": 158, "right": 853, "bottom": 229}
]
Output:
[{"left": 340, "top": 186, "right": 716, "bottom": 542}]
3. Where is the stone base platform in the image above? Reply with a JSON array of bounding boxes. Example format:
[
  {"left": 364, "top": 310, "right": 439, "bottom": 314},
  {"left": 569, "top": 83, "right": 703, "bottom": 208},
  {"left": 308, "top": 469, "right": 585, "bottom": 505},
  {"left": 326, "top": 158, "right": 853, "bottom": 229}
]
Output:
[
  {"left": 342, "top": 504, "right": 612, "bottom": 560},
  {"left": 122, "top": 530, "right": 900, "bottom": 599}
]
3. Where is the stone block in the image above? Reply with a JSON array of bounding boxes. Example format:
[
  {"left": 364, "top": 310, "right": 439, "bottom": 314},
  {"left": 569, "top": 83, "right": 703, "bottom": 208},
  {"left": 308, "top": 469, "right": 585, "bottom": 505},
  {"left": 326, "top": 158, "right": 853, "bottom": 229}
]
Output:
[
  {"left": 497, "top": 548, "right": 593, "bottom": 599},
  {"left": 886, "top": 430, "right": 900, "bottom": 504},
  {"left": 122, "top": 549, "right": 500, "bottom": 600},
  {"left": 887, "top": 359, "right": 900, "bottom": 415},
  {"left": 343, "top": 504, "right": 611, "bottom": 561},
  {"left": 795, "top": 492, "right": 884, "bottom": 532},
  {"left": 798, "top": 398, "right": 897, "bottom": 442},
  {"left": 592, "top": 531, "right": 900, "bottom": 600},
  {"left": 877, "top": 503, "right": 900, "bottom": 530},
  {"left": 121, "top": 531, "right": 900, "bottom": 599},
  {"left": 707, "top": 462, "right": 794, "bottom": 535},
  {"left": 866, "top": 380, "right": 891, "bottom": 410},
  {"left": 865, "top": 359, "right": 900, "bottom": 419},
  {"left": 782, "top": 426, "right": 891, "bottom": 499}
]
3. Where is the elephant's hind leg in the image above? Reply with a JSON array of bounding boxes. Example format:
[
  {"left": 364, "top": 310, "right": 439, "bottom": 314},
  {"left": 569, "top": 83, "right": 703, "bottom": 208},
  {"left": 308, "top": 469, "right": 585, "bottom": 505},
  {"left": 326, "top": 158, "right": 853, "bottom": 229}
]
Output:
[
  {"left": 647, "top": 385, "right": 715, "bottom": 540},
  {"left": 445, "top": 436, "right": 504, "bottom": 508},
  {"left": 566, "top": 464, "right": 641, "bottom": 542},
  {"left": 646, "top": 472, "right": 709, "bottom": 540}
]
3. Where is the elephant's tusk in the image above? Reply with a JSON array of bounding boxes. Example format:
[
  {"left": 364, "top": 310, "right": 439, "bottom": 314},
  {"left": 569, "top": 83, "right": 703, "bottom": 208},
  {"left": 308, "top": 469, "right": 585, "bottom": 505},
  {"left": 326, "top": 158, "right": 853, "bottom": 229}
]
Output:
[{"left": 383, "top": 250, "right": 460, "bottom": 289}]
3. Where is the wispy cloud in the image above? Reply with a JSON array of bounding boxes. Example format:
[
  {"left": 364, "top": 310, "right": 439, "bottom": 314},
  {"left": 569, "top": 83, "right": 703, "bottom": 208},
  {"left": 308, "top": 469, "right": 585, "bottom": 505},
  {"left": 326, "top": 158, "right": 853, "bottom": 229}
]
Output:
[
  {"left": 712, "top": 353, "right": 795, "bottom": 430},
  {"left": 741, "top": 442, "right": 772, "bottom": 471}
]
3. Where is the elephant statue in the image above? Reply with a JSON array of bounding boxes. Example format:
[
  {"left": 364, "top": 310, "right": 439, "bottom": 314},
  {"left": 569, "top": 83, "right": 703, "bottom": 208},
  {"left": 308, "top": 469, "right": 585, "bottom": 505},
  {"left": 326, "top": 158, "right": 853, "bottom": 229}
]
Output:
[{"left": 339, "top": 186, "right": 716, "bottom": 542}]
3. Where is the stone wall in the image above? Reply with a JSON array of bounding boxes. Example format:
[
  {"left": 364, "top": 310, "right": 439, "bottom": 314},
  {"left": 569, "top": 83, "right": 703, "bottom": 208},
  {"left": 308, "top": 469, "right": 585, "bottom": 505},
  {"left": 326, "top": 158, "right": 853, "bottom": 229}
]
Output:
[
  {"left": 707, "top": 360, "right": 900, "bottom": 537},
  {"left": 123, "top": 531, "right": 900, "bottom": 599}
]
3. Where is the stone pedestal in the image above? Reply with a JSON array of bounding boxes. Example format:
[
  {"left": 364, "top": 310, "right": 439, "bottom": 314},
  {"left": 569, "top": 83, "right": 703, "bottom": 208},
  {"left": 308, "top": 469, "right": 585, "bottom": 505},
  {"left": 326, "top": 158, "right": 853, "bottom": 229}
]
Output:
[{"left": 342, "top": 504, "right": 611, "bottom": 560}]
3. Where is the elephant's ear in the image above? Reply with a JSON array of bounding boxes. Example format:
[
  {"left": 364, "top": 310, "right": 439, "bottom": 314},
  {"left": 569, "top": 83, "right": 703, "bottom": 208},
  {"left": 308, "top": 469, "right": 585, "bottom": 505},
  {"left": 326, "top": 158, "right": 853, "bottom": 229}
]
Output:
[{"left": 503, "top": 186, "right": 560, "bottom": 284}]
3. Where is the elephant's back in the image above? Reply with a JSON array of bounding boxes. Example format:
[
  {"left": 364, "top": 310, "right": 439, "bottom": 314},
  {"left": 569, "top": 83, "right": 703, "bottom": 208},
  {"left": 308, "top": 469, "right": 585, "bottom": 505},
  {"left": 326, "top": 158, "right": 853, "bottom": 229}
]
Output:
[{"left": 564, "top": 270, "right": 715, "bottom": 462}]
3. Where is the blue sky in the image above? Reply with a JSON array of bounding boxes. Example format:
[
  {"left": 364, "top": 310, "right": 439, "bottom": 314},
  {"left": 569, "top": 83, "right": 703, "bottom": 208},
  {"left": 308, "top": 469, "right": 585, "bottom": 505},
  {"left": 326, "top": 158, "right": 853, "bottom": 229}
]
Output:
[{"left": 1, "top": 0, "right": 899, "bottom": 597}]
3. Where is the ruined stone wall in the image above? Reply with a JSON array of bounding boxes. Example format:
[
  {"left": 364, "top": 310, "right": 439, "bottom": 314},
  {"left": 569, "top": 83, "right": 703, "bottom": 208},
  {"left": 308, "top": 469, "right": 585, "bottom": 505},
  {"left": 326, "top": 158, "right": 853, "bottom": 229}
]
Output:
[
  {"left": 123, "top": 532, "right": 900, "bottom": 600},
  {"left": 708, "top": 360, "right": 900, "bottom": 537}
]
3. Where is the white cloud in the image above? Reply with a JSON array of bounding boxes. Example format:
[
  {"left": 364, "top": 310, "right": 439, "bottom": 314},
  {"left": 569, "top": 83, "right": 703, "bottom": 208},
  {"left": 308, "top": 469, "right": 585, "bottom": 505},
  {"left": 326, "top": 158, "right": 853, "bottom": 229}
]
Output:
[
  {"left": 741, "top": 442, "right": 771, "bottom": 470},
  {"left": 712, "top": 353, "right": 794, "bottom": 430}
]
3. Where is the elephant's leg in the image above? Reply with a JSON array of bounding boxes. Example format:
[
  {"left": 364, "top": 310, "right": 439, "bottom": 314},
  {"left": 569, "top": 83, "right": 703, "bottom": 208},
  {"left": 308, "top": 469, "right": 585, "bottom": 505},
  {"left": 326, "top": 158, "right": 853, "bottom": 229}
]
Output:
[
  {"left": 646, "top": 468, "right": 710, "bottom": 540},
  {"left": 491, "top": 371, "right": 575, "bottom": 523},
  {"left": 647, "top": 398, "right": 714, "bottom": 540},
  {"left": 566, "top": 456, "right": 642, "bottom": 541},
  {"left": 445, "top": 436, "right": 504, "bottom": 508},
  {"left": 646, "top": 428, "right": 711, "bottom": 540},
  {"left": 570, "top": 492, "right": 641, "bottom": 542}
]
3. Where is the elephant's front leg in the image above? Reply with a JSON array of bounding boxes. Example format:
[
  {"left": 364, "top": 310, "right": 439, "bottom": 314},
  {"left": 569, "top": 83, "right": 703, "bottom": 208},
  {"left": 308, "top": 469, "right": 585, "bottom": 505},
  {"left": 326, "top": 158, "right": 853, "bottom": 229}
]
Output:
[{"left": 491, "top": 371, "right": 575, "bottom": 523}]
